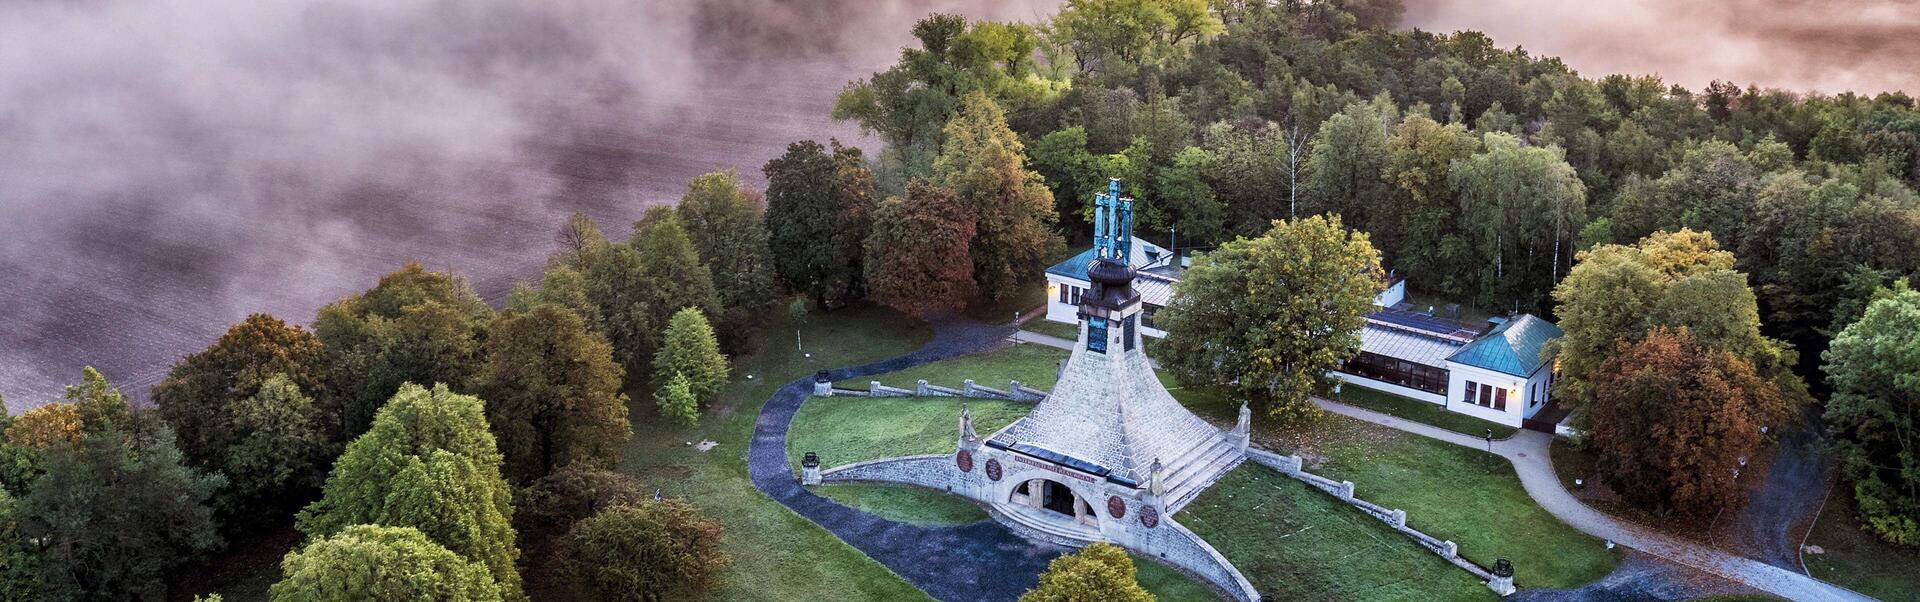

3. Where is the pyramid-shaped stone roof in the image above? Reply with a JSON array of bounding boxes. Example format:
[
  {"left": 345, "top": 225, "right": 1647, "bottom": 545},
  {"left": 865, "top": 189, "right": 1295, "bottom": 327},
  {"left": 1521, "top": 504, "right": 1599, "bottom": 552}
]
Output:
[{"left": 987, "top": 323, "right": 1233, "bottom": 489}]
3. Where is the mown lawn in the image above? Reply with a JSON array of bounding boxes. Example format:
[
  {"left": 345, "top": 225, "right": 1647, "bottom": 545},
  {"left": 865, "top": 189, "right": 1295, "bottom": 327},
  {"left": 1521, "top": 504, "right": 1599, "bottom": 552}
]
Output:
[
  {"left": 1182, "top": 466, "right": 1493, "bottom": 601},
  {"left": 620, "top": 304, "right": 940, "bottom": 601},
  {"left": 1804, "top": 490, "right": 1920, "bottom": 602},
  {"left": 833, "top": 343, "right": 1070, "bottom": 392},
  {"left": 1330, "top": 385, "right": 1518, "bottom": 440},
  {"left": 810, "top": 484, "right": 988, "bottom": 527},
  {"left": 1262, "top": 417, "right": 1619, "bottom": 589},
  {"left": 1021, "top": 318, "right": 1081, "bottom": 341},
  {"left": 1133, "top": 554, "right": 1225, "bottom": 601},
  {"left": 787, "top": 393, "right": 1034, "bottom": 473}
]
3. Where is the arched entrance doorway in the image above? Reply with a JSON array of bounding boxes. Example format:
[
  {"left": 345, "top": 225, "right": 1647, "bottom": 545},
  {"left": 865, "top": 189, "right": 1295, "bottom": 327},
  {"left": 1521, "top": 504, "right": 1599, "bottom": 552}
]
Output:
[{"left": 1010, "top": 478, "right": 1098, "bottom": 527}]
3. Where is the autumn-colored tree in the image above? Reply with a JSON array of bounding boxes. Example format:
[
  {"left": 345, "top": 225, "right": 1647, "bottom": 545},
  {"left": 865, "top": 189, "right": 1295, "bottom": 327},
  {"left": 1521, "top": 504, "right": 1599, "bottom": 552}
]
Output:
[
  {"left": 865, "top": 181, "right": 979, "bottom": 317},
  {"left": 554, "top": 498, "right": 729, "bottom": 601},
  {"left": 765, "top": 139, "right": 876, "bottom": 309},
  {"left": 271, "top": 524, "right": 502, "bottom": 602},
  {"left": 1823, "top": 288, "right": 1920, "bottom": 545},
  {"left": 652, "top": 308, "right": 729, "bottom": 406},
  {"left": 677, "top": 170, "right": 777, "bottom": 350},
  {"left": 934, "top": 92, "right": 1064, "bottom": 300},
  {"left": 480, "top": 304, "right": 630, "bottom": 483},
  {"left": 3, "top": 404, "right": 83, "bottom": 450},
  {"left": 516, "top": 466, "right": 648, "bottom": 542},
  {"left": 154, "top": 314, "right": 327, "bottom": 473},
  {"left": 1018, "top": 542, "right": 1154, "bottom": 602},
  {"left": 1589, "top": 327, "right": 1783, "bottom": 516},
  {"left": 297, "top": 383, "right": 523, "bottom": 600},
  {"left": 1155, "top": 215, "right": 1383, "bottom": 424}
]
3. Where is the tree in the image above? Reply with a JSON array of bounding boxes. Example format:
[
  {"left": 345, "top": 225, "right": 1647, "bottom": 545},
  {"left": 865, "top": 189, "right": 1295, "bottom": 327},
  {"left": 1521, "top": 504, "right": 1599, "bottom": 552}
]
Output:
[
  {"left": 270, "top": 524, "right": 501, "bottom": 602},
  {"left": 1018, "top": 542, "right": 1154, "bottom": 602},
  {"left": 611, "top": 208, "right": 722, "bottom": 382},
  {"left": 297, "top": 383, "right": 522, "bottom": 600},
  {"left": 1823, "top": 289, "right": 1920, "bottom": 545},
  {"left": 480, "top": 305, "right": 630, "bottom": 483},
  {"left": 865, "top": 181, "right": 979, "bottom": 317},
  {"left": 1588, "top": 327, "right": 1782, "bottom": 516},
  {"left": 764, "top": 140, "right": 876, "bottom": 308},
  {"left": 0, "top": 488, "right": 41, "bottom": 601},
  {"left": 314, "top": 264, "right": 491, "bottom": 440},
  {"left": 652, "top": 308, "right": 730, "bottom": 406},
  {"left": 3, "top": 404, "right": 83, "bottom": 450},
  {"left": 1301, "top": 102, "right": 1391, "bottom": 227},
  {"left": 934, "top": 92, "right": 1064, "bottom": 299},
  {"left": 554, "top": 499, "right": 729, "bottom": 601},
  {"left": 516, "top": 466, "right": 648, "bottom": 542},
  {"left": 1551, "top": 230, "right": 1802, "bottom": 405},
  {"left": 1380, "top": 115, "right": 1478, "bottom": 288},
  {"left": 653, "top": 373, "right": 699, "bottom": 428},
  {"left": 224, "top": 374, "right": 328, "bottom": 516},
  {"left": 1052, "top": 0, "right": 1222, "bottom": 81},
  {"left": 1155, "top": 215, "right": 1384, "bottom": 423},
  {"left": 22, "top": 426, "right": 222, "bottom": 601},
  {"left": 153, "top": 314, "right": 327, "bottom": 480},
  {"left": 1150, "top": 146, "right": 1225, "bottom": 244},
  {"left": 1449, "top": 132, "right": 1587, "bottom": 309},
  {"left": 65, "top": 367, "right": 130, "bottom": 434},
  {"left": 677, "top": 170, "right": 777, "bottom": 351}
]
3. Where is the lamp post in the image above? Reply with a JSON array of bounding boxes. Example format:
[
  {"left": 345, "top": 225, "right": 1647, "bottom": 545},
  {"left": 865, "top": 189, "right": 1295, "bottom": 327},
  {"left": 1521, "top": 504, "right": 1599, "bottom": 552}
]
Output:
[{"left": 1485, "top": 429, "right": 1494, "bottom": 452}]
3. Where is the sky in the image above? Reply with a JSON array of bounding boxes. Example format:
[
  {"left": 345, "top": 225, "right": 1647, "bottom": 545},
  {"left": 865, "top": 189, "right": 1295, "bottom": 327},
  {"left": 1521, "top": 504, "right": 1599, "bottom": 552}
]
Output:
[{"left": 0, "top": 0, "right": 1913, "bottom": 410}]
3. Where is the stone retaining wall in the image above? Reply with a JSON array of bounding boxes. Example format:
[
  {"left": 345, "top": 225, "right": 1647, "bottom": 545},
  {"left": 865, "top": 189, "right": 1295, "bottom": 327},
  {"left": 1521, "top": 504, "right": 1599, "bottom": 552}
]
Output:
[
  {"left": 1245, "top": 448, "right": 1497, "bottom": 585},
  {"left": 1155, "top": 518, "right": 1262, "bottom": 602},
  {"left": 820, "top": 379, "right": 1049, "bottom": 403},
  {"left": 817, "top": 454, "right": 958, "bottom": 492}
]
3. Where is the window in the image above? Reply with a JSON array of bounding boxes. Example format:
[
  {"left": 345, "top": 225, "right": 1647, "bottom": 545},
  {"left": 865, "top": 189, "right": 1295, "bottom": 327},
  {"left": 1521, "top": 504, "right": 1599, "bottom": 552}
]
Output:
[
  {"left": 1123, "top": 316, "right": 1137, "bottom": 351},
  {"left": 1464, "top": 380, "right": 1508, "bottom": 411},
  {"left": 1058, "top": 284, "right": 1069, "bottom": 304},
  {"left": 1142, "top": 304, "right": 1162, "bottom": 329},
  {"left": 1340, "top": 352, "right": 1447, "bottom": 394},
  {"left": 1070, "top": 286, "right": 1083, "bottom": 305},
  {"left": 1087, "top": 317, "right": 1108, "bottom": 353}
]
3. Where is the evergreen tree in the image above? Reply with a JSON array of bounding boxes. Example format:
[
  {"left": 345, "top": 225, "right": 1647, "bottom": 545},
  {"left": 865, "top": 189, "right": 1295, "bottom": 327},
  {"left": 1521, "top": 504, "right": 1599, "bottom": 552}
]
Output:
[
  {"left": 652, "top": 308, "right": 729, "bottom": 406},
  {"left": 297, "top": 383, "right": 523, "bottom": 600},
  {"left": 271, "top": 524, "right": 501, "bottom": 602},
  {"left": 480, "top": 304, "right": 630, "bottom": 482},
  {"left": 653, "top": 373, "right": 698, "bottom": 428}
]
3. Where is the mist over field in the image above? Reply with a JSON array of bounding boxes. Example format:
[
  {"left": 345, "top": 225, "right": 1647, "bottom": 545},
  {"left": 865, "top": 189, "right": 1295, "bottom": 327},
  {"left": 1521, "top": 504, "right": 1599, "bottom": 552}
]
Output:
[{"left": 1, "top": 0, "right": 1914, "bottom": 410}]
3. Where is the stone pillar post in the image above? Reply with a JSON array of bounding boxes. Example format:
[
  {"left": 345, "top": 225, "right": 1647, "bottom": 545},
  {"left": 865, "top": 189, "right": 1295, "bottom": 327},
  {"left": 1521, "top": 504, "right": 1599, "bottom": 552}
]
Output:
[
  {"left": 1440, "top": 540, "right": 1458, "bottom": 559},
  {"left": 963, "top": 379, "right": 977, "bottom": 396},
  {"left": 917, "top": 379, "right": 931, "bottom": 396},
  {"left": 869, "top": 381, "right": 884, "bottom": 396},
  {"left": 1488, "top": 558, "right": 1515, "bottom": 596},
  {"left": 1280, "top": 455, "right": 1303, "bottom": 475},
  {"left": 1027, "top": 480, "right": 1045, "bottom": 508},
  {"left": 801, "top": 452, "right": 822, "bottom": 485},
  {"left": 1389, "top": 509, "right": 1406, "bottom": 529},
  {"left": 1230, "top": 402, "right": 1251, "bottom": 454},
  {"left": 1337, "top": 480, "right": 1355, "bottom": 501},
  {"left": 813, "top": 371, "right": 832, "bottom": 396}
]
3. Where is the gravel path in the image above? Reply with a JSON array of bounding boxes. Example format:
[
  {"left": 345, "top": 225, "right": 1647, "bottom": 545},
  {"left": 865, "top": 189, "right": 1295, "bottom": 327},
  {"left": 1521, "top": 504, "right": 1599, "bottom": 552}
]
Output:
[
  {"left": 746, "top": 316, "right": 1066, "bottom": 602},
  {"left": 1315, "top": 399, "right": 1871, "bottom": 602},
  {"left": 1724, "top": 412, "right": 1833, "bottom": 570}
]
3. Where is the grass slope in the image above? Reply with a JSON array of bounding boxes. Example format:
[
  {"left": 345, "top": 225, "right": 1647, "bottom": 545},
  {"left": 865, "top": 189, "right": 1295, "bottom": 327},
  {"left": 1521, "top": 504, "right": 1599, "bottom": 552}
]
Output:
[
  {"left": 1182, "top": 467, "right": 1493, "bottom": 601},
  {"left": 834, "top": 343, "right": 1070, "bottom": 392},
  {"left": 1330, "top": 386, "right": 1519, "bottom": 440},
  {"left": 621, "top": 305, "right": 938, "bottom": 601},
  {"left": 1021, "top": 318, "right": 1081, "bottom": 342},
  {"left": 787, "top": 393, "right": 1033, "bottom": 473},
  {"left": 1804, "top": 490, "right": 1920, "bottom": 602},
  {"left": 810, "top": 484, "right": 989, "bottom": 527}
]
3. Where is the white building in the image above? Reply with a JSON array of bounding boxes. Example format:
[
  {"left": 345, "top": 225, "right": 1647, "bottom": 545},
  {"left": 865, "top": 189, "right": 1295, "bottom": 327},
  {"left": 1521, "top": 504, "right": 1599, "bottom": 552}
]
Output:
[{"left": 1040, "top": 240, "right": 1561, "bottom": 430}]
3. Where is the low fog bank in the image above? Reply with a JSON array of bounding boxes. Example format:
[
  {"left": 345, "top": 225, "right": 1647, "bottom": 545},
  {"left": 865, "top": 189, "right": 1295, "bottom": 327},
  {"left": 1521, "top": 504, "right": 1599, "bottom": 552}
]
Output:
[
  {"left": 0, "top": 0, "right": 1057, "bottom": 409},
  {"left": 1403, "top": 0, "right": 1920, "bottom": 95}
]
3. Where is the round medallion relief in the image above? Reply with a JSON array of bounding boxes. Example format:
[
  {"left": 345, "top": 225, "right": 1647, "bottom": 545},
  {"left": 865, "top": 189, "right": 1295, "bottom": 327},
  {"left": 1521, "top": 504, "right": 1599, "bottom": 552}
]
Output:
[
  {"left": 1139, "top": 505, "right": 1160, "bottom": 528},
  {"left": 956, "top": 450, "right": 974, "bottom": 473},
  {"left": 985, "top": 459, "right": 1003, "bottom": 482},
  {"left": 1106, "top": 496, "right": 1127, "bottom": 519}
]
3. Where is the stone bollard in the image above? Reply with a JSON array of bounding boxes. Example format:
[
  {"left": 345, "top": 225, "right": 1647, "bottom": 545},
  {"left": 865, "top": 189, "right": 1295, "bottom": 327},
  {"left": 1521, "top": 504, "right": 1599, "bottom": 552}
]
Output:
[
  {"left": 813, "top": 371, "right": 832, "bottom": 397},
  {"left": 1010, "top": 380, "right": 1023, "bottom": 394},
  {"left": 1440, "top": 540, "right": 1458, "bottom": 559},
  {"left": 1389, "top": 509, "right": 1406, "bottom": 530},
  {"left": 1488, "top": 558, "right": 1515, "bottom": 596},
  {"left": 870, "top": 381, "right": 884, "bottom": 396},
  {"left": 801, "top": 452, "right": 822, "bottom": 485},
  {"left": 917, "top": 379, "right": 931, "bottom": 396},
  {"left": 963, "top": 379, "right": 977, "bottom": 396},
  {"left": 1337, "top": 480, "right": 1355, "bottom": 501}
]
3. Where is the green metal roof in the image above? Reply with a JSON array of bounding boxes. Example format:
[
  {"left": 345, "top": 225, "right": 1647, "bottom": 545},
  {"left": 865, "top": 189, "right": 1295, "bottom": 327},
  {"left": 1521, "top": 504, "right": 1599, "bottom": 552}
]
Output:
[
  {"left": 1446, "top": 314, "right": 1562, "bottom": 377},
  {"left": 1046, "top": 247, "right": 1098, "bottom": 281}
]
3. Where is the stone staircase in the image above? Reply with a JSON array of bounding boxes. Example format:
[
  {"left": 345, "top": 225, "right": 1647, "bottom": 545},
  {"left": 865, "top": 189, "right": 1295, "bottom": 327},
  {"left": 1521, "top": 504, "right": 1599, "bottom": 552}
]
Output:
[
  {"left": 1160, "top": 437, "right": 1246, "bottom": 513},
  {"left": 990, "top": 504, "right": 1100, "bottom": 549}
]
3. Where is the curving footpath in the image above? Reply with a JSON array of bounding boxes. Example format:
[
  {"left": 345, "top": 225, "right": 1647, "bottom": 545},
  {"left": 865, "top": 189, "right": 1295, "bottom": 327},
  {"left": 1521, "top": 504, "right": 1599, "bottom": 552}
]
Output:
[
  {"left": 746, "top": 316, "right": 1066, "bottom": 602},
  {"left": 1314, "top": 399, "right": 1872, "bottom": 602}
]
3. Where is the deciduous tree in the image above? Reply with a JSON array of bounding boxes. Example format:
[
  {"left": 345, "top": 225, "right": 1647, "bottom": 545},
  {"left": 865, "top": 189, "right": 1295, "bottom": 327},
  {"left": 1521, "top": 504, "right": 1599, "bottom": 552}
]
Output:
[
  {"left": 1823, "top": 289, "right": 1920, "bottom": 545},
  {"left": 934, "top": 92, "right": 1064, "bottom": 300},
  {"left": 1018, "top": 542, "right": 1153, "bottom": 602},
  {"left": 653, "top": 373, "right": 698, "bottom": 428},
  {"left": 677, "top": 170, "right": 777, "bottom": 351},
  {"left": 764, "top": 140, "right": 876, "bottom": 308},
  {"left": 554, "top": 498, "right": 728, "bottom": 601},
  {"left": 314, "top": 265, "right": 491, "bottom": 440},
  {"left": 1155, "top": 215, "right": 1383, "bottom": 424},
  {"left": 224, "top": 374, "right": 328, "bottom": 516},
  {"left": 1589, "top": 327, "right": 1781, "bottom": 516},
  {"left": 652, "top": 308, "right": 729, "bottom": 406},
  {"left": 270, "top": 524, "right": 501, "bottom": 602},
  {"left": 154, "top": 314, "right": 327, "bottom": 478},
  {"left": 479, "top": 305, "right": 629, "bottom": 483},
  {"left": 3, "top": 404, "right": 83, "bottom": 450},
  {"left": 865, "top": 181, "right": 979, "bottom": 317},
  {"left": 297, "top": 383, "right": 522, "bottom": 600}
]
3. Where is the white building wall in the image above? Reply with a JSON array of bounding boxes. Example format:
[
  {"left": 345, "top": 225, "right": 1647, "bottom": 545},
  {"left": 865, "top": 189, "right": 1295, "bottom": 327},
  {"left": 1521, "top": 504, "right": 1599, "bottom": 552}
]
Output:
[
  {"left": 1443, "top": 363, "right": 1529, "bottom": 428},
  {"left": 1375, "top": 279, "right": 1406, "bottom": 308},
  {"left": 1044, "top": 276, "right": 1089, "bottom": 325},
  {"left": 1522, "top": 364, "right": 1554, "bottom": 419}
]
